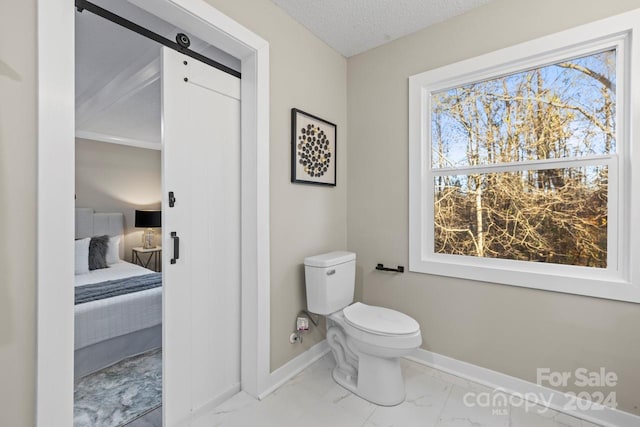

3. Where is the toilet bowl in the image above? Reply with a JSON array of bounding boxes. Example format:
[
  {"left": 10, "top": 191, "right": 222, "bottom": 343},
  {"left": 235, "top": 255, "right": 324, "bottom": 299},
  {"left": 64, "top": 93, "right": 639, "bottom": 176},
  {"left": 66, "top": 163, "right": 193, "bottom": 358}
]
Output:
[
  {"left": 304, "top": 251, "right": 422, "bottom": 406},
  {"left": 327, "top": 303, "right": 421, "bottom": 406}
]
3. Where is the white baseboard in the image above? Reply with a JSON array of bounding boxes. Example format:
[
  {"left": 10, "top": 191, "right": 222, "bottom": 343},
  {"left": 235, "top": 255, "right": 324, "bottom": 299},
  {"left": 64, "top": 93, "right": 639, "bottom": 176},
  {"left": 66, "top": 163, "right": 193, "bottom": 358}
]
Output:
[
  {"left": 259, "top": 340, "right": 330, "bottom": 400},
  {"left": 406, "top": 349, "right": 640, "bottom": 427}
]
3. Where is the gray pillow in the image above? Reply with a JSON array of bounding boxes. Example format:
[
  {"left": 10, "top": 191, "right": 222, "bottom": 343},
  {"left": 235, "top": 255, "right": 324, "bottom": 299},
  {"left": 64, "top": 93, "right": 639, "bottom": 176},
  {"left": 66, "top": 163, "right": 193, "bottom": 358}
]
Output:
[{"left": 89, "top": 235, "right": 110, "bottom": 270}]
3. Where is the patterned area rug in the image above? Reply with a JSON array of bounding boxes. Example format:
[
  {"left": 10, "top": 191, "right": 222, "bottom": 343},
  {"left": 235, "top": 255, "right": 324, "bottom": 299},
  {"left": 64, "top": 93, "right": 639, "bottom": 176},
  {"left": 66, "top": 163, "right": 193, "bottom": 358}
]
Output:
[{"left": 74, "top": 349, "right": 162, "bottom": 427}]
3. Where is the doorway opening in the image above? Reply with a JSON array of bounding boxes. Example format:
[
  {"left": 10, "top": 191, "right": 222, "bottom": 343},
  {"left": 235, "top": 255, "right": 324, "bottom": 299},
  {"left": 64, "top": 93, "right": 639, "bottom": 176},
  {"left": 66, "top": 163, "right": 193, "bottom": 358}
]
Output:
[
  {"left": 73, "top": 1, "right": 245, "bottom": 424},
  {"left": 37, "top": 0, "right": 271, "bottom": 425}
]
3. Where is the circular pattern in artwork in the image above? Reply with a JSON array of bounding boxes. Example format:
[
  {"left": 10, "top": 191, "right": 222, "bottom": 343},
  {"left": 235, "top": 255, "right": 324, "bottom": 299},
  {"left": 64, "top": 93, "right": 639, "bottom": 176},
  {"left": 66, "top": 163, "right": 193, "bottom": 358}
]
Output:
[{"left": 297, "top": 123, "right": 331, "bottom": 177}]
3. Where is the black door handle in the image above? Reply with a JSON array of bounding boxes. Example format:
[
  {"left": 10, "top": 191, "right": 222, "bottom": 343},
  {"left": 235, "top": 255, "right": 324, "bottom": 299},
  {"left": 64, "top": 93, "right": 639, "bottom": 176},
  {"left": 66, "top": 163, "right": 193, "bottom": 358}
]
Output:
[{"left": 170, "top": 232, "right": 180, "bottom": 264}]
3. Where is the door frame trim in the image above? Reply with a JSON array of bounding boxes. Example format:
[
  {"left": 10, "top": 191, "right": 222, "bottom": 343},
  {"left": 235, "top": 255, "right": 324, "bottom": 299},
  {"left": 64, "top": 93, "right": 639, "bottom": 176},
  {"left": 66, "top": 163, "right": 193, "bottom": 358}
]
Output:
[{"left": 36, "top": 0, "right": 270, "bottom": 424}]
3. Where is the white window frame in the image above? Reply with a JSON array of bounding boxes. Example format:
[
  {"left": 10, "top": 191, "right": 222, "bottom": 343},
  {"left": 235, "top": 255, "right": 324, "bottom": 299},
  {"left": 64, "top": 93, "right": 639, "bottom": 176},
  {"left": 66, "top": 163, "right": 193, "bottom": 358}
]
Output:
[{"left": 409, "top": 9, "right": 640, "bottom": 303}]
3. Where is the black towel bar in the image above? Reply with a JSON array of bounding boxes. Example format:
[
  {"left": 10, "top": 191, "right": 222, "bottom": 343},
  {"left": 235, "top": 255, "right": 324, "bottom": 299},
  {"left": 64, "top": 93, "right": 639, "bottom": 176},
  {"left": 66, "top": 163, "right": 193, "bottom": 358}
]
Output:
[{"left": 375, "top": 263, "right": 404, "bottom": 273}]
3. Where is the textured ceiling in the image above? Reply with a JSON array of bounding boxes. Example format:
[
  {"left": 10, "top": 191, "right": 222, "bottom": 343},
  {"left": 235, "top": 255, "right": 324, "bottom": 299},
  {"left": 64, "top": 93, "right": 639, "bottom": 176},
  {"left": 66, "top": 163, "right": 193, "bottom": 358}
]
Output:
[{"left": 270, "top": 0, "right": 494, "bottom": 57}]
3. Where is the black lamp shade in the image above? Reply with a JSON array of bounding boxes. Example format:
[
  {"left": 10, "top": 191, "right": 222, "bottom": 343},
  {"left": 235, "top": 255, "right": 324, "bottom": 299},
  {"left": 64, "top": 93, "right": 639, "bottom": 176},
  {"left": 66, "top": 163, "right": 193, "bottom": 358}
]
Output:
[{"left": 135, "top": 210, "right": 161, "bottom": 228}]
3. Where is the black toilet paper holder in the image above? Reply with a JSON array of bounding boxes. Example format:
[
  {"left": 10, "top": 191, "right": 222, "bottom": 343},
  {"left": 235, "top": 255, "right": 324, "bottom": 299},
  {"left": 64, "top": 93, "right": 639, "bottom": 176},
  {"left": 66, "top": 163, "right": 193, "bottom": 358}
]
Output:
[{"left": 375, "top": 263, "right": 405, "bottom": 273}]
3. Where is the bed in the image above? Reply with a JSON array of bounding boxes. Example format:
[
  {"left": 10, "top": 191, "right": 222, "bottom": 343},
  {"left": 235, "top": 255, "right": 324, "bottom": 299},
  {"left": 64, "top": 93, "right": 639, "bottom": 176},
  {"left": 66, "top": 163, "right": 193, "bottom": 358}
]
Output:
[{"left": 74, "top": 208, "right": 162, "bottom": 379}]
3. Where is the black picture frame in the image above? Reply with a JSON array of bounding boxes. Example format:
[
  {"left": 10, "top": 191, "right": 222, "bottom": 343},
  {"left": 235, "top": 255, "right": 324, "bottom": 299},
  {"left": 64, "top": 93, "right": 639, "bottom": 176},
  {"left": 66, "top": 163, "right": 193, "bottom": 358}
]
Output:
[{"left": 291, "top": 108, "right": 337, "bottom": 186}]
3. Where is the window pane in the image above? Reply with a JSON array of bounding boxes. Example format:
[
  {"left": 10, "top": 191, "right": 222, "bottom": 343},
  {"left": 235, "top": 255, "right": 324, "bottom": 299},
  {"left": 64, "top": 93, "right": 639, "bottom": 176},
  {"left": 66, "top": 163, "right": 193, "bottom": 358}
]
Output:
[
  {"left": 431, "top": 50, "right": 616, "bottom": 168},
  {"left": 434, "top": 166, "right": 607, "bottom": 267}
]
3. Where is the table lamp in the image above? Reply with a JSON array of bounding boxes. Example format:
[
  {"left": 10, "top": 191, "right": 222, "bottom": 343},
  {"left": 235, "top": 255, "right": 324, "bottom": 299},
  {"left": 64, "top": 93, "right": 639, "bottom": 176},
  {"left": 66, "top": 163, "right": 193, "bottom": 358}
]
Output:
[{"left": 135, "top": 210, "right": 161, "bottom": 249}]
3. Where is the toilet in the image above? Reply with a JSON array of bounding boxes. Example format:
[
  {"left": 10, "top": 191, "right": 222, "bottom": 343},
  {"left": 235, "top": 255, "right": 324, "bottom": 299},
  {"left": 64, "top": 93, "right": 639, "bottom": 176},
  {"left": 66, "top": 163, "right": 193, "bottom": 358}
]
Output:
[{"left": 304, "top": 251, "right": 422, "bottom": 406}]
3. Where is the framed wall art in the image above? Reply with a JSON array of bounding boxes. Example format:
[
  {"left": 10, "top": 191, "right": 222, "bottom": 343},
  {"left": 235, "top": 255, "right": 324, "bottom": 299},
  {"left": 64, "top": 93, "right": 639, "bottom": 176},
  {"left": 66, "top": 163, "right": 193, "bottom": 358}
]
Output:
[{"left": 291, "top": 108, "right": 337, "bottom": 186}]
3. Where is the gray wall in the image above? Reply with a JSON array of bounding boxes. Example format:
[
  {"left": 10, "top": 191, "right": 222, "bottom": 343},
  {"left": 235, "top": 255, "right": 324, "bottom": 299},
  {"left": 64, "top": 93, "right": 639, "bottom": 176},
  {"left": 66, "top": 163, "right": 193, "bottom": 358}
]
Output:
[
  {"left": 75, "top": 138, "right": 162, "bottom": 262},
  {"left": 347, "top": 0, "right": 640, "bottom": 416},
  {"left": 0, "top": 0, "right": 36, "bottom": 425},
  {"left": 205, "top": 0, "right": 348, "bottom": 371}
]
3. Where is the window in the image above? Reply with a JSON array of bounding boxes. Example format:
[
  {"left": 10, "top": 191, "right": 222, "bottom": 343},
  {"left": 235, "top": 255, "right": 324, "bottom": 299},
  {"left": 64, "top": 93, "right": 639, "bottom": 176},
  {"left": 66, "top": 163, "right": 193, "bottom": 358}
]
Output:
[
  {"left": 409, "top": 11, "right": 640, "bottom": 302},
  {"left": 432, "top": 50, "right": 614, "bottom": 268}
]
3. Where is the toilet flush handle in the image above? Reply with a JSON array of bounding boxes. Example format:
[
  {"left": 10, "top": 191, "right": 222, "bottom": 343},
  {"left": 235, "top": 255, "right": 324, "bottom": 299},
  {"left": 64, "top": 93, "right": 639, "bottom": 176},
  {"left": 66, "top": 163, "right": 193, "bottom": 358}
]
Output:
[{"left": 326, "top": 269, "right": 336, "bottom": 276}]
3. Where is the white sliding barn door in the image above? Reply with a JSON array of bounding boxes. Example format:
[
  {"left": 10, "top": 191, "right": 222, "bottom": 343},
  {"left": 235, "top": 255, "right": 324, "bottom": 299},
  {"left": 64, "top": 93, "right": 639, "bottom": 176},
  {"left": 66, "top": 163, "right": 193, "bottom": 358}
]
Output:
[{"left": 161, "top": 46, "right": 241, "bottom": 426}]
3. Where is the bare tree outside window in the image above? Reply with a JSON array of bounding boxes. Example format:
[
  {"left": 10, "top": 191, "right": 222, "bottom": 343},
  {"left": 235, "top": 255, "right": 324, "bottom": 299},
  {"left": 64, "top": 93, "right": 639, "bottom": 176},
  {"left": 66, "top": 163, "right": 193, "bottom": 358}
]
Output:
[{"left": 431, "top": 49, "right": 615, "bottom": 268}]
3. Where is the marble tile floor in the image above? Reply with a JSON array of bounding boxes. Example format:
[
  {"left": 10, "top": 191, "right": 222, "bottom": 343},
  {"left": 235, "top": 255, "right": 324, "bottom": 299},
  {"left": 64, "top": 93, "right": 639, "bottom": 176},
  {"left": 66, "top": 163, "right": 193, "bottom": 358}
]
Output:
[
  {"left": 74, "top": 349, "right": 162, "bottom": 427},
  {"left": 187, "top": 353, "right": 602, "bottom": 427}
]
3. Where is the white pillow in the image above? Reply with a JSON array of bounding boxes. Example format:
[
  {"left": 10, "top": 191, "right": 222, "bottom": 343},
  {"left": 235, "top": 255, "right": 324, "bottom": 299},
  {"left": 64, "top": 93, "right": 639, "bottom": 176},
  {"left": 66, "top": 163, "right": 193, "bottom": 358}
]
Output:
[
  {"left": 106, "top": 235, "right": 121, "bottom": 265},
  {"left": 75, "top": 238, "right": 90, "bottom": 275}
]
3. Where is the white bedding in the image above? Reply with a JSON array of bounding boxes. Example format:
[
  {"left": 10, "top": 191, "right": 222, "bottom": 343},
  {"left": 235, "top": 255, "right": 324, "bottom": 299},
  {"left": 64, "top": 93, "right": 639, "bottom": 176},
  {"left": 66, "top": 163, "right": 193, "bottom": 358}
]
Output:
[
  {"left": 75, "top": 260, "right": 152, "bottom": 286},
  {"left": 74, "top": 261, "right": 162, "bottom": 350}
]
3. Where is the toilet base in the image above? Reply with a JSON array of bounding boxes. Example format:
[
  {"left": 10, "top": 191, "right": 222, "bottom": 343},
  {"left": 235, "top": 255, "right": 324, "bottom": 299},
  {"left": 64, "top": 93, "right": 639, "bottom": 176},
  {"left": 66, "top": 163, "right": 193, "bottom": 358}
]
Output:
[
  {"left": 331, "top": 351, "right": 406, "bottom": 406},
  {"left": 358, "top": 352, "right": 405, "bottom": 406},
  {"left": 332, "top": 365, "right": 357, "bottom": 394},
  {"left": 326, "top": 316, "right": 413, "bottom": 407}
]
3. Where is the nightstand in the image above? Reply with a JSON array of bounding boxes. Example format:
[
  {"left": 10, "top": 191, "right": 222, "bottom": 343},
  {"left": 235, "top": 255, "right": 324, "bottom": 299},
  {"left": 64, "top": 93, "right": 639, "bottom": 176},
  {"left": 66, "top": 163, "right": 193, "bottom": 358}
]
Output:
[{"left": 132, "top": 247, "right": 162, "bottom": 272}]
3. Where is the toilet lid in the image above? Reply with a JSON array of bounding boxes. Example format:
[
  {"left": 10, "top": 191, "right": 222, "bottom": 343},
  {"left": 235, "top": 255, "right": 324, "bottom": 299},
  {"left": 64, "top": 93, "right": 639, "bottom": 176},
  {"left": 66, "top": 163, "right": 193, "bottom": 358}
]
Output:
[{"left": 343, "top": 302, "right": 420, "bottom": 336}]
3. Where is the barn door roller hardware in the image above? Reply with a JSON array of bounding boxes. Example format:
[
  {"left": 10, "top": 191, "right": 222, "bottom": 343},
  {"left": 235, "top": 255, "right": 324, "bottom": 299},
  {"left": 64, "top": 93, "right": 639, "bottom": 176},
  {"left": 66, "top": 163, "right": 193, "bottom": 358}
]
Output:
[{"left": 75, "top": 0, "right": 241, "bottom": 79}]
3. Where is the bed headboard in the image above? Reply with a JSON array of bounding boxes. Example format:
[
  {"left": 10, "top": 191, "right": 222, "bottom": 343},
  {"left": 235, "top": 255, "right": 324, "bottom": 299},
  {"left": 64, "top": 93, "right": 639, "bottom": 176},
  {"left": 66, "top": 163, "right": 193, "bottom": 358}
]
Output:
[{"left": 75, "top": 208, "right": 125, "bottom": 259}]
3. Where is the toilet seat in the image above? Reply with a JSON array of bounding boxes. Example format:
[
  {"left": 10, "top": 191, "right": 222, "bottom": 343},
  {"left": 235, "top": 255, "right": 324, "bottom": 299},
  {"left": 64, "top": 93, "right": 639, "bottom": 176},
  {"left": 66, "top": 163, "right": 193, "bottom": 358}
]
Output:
[
  {"left": 343, "top": 302, "right": 420, "bottom": 336},
  {"left": 329, "top": 307, "right": 422, "bottom": 353}
]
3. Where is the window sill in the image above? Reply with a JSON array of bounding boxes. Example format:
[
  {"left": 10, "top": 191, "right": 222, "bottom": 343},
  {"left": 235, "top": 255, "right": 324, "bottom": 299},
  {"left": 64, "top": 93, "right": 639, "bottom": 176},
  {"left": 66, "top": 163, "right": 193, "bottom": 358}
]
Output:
[{"left": 409, "top": 256, "right": 640, "bottom": 303}]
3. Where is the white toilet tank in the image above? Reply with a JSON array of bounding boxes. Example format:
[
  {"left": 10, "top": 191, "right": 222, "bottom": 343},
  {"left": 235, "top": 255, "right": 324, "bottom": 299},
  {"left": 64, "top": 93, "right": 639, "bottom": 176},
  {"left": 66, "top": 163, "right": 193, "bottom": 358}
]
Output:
[{"left": 304, "top": 251, "right": 356, "bottom": 315}]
